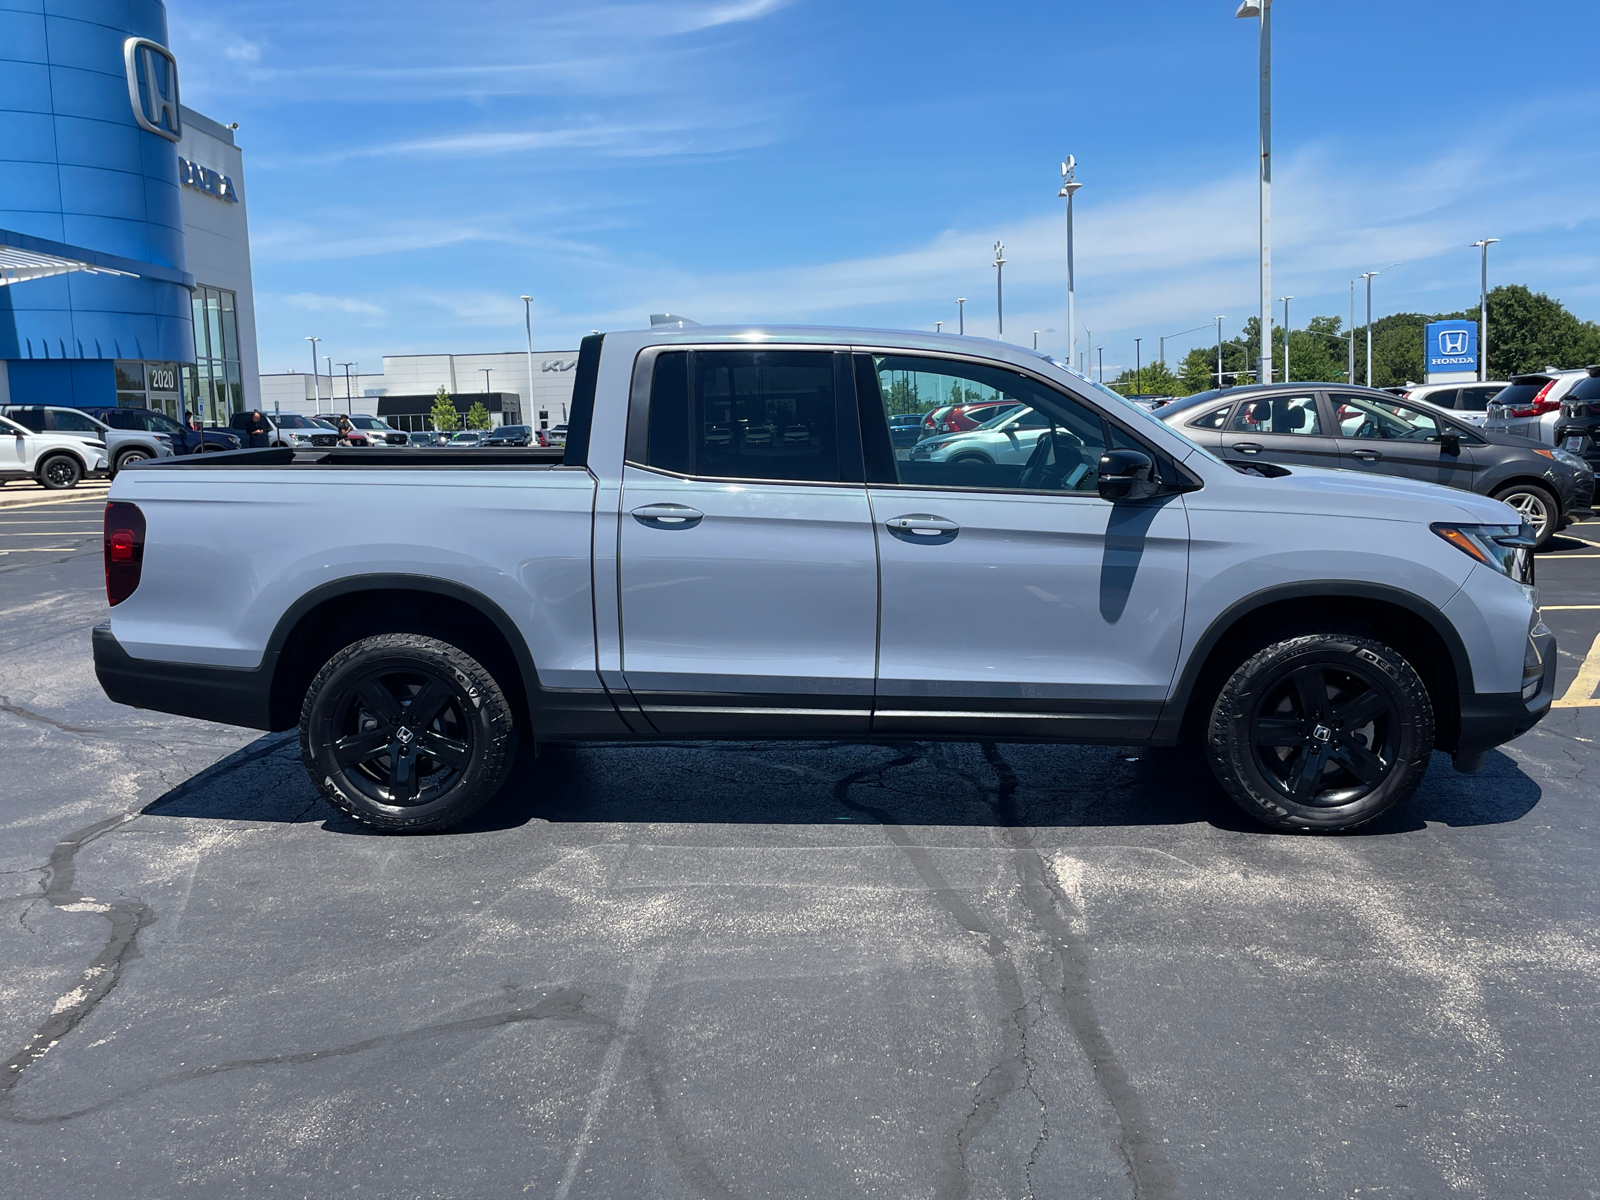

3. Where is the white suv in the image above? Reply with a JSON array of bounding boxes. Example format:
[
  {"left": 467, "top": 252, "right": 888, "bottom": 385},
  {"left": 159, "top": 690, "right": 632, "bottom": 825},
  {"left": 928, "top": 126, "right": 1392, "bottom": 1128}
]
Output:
[
  {"left": 0, "top": 413, "right": 109, "bottom": 489},
  {"left": 1404, "top": 381, "right": 1508, "bottom": 427}
]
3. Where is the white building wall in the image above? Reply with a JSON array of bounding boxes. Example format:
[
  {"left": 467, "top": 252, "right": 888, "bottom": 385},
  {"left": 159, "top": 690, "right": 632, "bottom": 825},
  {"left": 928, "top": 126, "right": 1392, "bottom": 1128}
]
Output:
[
  {"left": 177, "top": 107, "right": 260, "bottom": 411},
  {"left": 259, "top": 372, "right": 335, "bottom": 416}
]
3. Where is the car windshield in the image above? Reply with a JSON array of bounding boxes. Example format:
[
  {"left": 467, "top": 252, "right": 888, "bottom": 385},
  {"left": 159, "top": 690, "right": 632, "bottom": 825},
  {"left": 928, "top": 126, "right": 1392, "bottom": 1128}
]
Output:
[
  {"left": 1566, "top": 376, "right": 1600, "bottom": 401},
  {"left": 347, "top": 416, "right": 386, "bottom": 428},
  {"left": 1492, "top": 381, "right": 1551, "bottom": 409},
  {"left": 145, "top": 412, "right": 185, "bottom": 433},
  {"left": 451, "top": 432, "right": 478, "bottom": 441},
  {"left": 274, "top": 415, "right": 322, "bottom": 429}
]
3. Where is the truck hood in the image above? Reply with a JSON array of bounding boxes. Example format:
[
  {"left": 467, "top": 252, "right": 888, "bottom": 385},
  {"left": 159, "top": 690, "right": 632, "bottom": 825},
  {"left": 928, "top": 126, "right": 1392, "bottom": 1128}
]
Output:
[{"left": 1197, "top": 457, "right": 1517, "bottom": 525}]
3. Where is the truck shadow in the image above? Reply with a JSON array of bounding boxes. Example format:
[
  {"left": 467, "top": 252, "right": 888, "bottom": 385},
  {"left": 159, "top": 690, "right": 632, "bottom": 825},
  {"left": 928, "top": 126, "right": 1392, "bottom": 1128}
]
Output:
[{"left": 141, "top": 734, "right": 1541, "bottom": 837}]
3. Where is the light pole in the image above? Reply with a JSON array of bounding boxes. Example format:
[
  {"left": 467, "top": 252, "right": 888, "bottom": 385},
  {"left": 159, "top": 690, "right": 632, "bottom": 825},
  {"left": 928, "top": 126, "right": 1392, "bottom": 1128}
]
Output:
[
  {"left": 1360, "top": 268, "right": 1398, "bottom": 388},
  {"left": 1472, "top": 239, "right": 1499, "bottom": 381},
  {"left": 1097, "top": 346, "right": 1104, "bottom": 382},
  {"left": 1236, "top": 0, "right": 1273, "bottom": 385},
  {"left": 1160, "top": 323, "right": 1212, "bottom": 366},
  {"left": 521, "top": 294, "right": 535, "bottom": 421},
  {"left": 935, "top": 321, "right": 943, "bottom": 333},
  {"left": 1134, "top": 337, "right": 1142, "bottom": 393},
  {"left": 1059, "top": 157, "right": 1081, "bottom": 372},
  {"left": 1215, "top": 316, "right": 1225, "bottom": 388},
  {"left": 338, "top": 362, "right": 355, "bottom": 413},
  {"left": 1348, "top": 281, "right": 1356, "bottom": 384},
  {"left": 481, "top": 368, "right": 493, "bottom": 394},
  {"left": 305, "top": 336, "right": 320, "bottom": 409},
  {"left": 1083, "top": 327, "right": 1091, "bottom": 375},
  {"left": 324, "top": 356, "right": 333, "bottom": 411},
  {"left": 957, "top": 298, "right": 966, "bottom": 336},
  {"left": 1279, "top": 296, "right": 1292, "bottom": 383},
  {"left": 1033, "top": 331, "right": 1040, "bottom": 350},
  {"left": 993, "top": 241, "right": 1006, "bottom": 339}
]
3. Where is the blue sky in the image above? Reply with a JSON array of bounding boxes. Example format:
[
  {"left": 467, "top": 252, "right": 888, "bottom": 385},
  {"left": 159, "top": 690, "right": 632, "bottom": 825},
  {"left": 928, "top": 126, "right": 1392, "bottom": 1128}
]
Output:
[{"left": 167, "top": 0, "right": 1600, "bottom": 379}]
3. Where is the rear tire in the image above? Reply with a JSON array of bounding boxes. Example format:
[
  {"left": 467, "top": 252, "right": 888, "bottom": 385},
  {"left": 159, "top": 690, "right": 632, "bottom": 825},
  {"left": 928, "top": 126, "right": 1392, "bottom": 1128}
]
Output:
[
  {"left": 300, "top": 633, "right": 514, "bottom": 833},
  {"left": 37, "top": 454, "right": 81, "bottom": 490},
  {"left": 1206, "top": 633, "right": 1434, "bottom": 832},
  {"left": 1492, "top": 482, "right": 1558, "bottom": 549}
]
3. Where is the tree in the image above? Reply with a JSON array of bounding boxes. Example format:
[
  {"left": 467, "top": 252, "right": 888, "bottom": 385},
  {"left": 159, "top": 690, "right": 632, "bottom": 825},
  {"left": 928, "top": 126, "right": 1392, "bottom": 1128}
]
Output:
[
  {"left": 465, "top": 401, "right": 493, "bottom": 431},
  {"left": 430, "top": 386, "right": 459, "bottom": 433},
  {"left": 1443, "top": 285, "right": 1600, "bottom": 378},
  {"left": 1107, "top": 359, "right": 1183, "bottom": 397}
]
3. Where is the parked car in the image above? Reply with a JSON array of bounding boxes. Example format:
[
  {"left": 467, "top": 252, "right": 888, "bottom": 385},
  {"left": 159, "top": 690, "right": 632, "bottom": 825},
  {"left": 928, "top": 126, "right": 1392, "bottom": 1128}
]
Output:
[
  {"left": 1484, "top": 370, "right": 1589, "bottom": 444},
  {"left": 1552, "top": 366, "right": 1600, "bottom": 477},
  {"left": 96, "top": 326, "right": 1556, "bottom": 836},
  {"left": 406, "top": 431, "right": 444, "bottom": 447},
  {"left": 887, "top": 413, "right": 926, "bottom": 447},
  {"left": 483, "top": 424, "right": 532, "bottom": 447},
  {"left": 315, "top": 413, "right": 409, "bottom": 446},
  {"left": 1399, "top": 382, "right": 1508, "bottom": 427},
  {"left": 1159, "top": 382, "right": 1593, "bottom": 547},
  {"left": 86, "top": 406, "right": 241, "bottom": 454},
  {"left": 0, "top": 413, "right": 109, "bottom": 489},
  {"left": 935, "top": 400, "right": 1023, "bottom": 433},
  {"left": 228, "top": 412, "right": 340, "bottom": 448},
  {"left": 920, "top": 405, "right": 955, "bottom": 438},
  {"left": 909, "top": 404, "right": 1055, "bottom": 471},
  {"left": 449, "top": 431, "right": 485, "bottom": 447},
  {"left": 1, "top": 404, "right": 173, "bottom": 476},
  {"left": 546, "top": 424, "right": 569, "bottom": 447}
]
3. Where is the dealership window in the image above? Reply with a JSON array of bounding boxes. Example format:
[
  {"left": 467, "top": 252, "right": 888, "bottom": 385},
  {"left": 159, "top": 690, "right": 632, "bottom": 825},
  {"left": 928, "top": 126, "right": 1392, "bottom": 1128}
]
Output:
[{"left": 188, "top": 285, "right": 244, "bottom": 426}]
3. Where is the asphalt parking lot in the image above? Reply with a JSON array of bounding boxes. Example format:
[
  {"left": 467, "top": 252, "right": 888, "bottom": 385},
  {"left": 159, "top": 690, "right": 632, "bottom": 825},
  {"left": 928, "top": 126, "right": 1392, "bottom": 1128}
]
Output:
[{"left": 2, "top": 496, "right": 1597, "bottom": 1199}]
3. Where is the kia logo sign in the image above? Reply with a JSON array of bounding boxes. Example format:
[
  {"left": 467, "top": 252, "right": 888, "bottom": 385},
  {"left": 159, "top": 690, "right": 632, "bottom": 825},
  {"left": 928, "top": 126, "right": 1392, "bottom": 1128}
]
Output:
[
  {"left": 124, "top": 38, "right": 182, "bottom": 142},
  {"left": 1439, "top": 330, "right": 1468, "bottom": 356}
]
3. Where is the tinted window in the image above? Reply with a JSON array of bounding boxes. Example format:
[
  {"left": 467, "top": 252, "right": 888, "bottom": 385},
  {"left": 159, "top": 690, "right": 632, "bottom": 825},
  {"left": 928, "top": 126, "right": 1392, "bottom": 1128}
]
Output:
[
  {"left": 1456, "top": 386, "right": 1505, "bottom": 410},
  {"left": 1229, "top": 395, "right": 1322, "bottom": 435},
  {"left": 6, "top": 409, "right": 46, "bottom": 432},
  {"left": 146, "top": 412, "right": 185, "bottom": 434},
  {"left": 1189, "top": 405, "right": 1233, "bottom": 430},
  {"left": 1567, "top": 376, "right": 1600, "bottom": 401},
  {"left": 1425, "top": 389, "right": 1459, "bottom": 410},
  {"left": 1332, "top": 395, "right": 1441, "bottom": 441},
  {"left": 48, "top": 409, "right": 104, "bottom": 433},
  {"left": 100, "top": 410, "right": 143, "bottom": 430},
  {"left": 1491, "top": 381, "right": 1550, "bottom": 409},
  {"left": 646, "top": 350, "right": 841, "bottom": 483},
  {"left": 870, "top": 355, "right": 1108, "bottom": 492}
]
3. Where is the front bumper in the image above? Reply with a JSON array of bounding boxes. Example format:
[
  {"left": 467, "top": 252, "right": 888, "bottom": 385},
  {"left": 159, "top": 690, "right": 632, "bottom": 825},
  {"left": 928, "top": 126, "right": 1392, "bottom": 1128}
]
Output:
[
  {"left": 93, "top": 623, "right": 277, "bottom": 730},
  {"left": 1455, "top": 622, "right": 1557, "bottom": 758}
]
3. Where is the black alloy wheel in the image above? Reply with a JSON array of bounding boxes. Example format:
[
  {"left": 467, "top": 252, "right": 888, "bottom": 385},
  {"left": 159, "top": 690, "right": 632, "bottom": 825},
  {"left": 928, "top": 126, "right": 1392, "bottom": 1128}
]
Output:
[
  {"left": 301, "top": 633, "right": 514, "bottom": 832},
  {"left": 38, "top": 455, "right": 81, "bottom": 490},
  {"left": 1207, "top": 633, "right": 1433, "bottom": 831}
]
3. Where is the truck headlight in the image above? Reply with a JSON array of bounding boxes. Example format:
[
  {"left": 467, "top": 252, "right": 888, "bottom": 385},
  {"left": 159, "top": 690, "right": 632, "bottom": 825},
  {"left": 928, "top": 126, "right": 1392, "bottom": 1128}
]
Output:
[{"left": 1432, "top": 522, "right": 1535, "bottom": 583}]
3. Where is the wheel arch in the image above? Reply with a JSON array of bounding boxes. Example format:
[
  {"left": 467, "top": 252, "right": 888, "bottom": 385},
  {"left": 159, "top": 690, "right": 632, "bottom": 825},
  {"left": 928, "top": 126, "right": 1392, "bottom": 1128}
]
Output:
[
  {"left": 263, "top": 575, "right": 539, "bottom": 732},
  {"left": 1489, "top": 475, "right": 1563, "bottom": 513},
  {"left": 1159, "top": 581, "right": 1472, "bottom": 753}
]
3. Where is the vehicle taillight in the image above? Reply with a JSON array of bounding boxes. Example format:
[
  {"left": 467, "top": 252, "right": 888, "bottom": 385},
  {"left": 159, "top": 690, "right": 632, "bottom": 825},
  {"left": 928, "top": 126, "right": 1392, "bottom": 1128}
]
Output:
[
  {"left": 104, "top": 502, "right": 145, "bottom": 606},
  {"left": 1509, "top": 381, "right": 1557, "bottom": 417}
]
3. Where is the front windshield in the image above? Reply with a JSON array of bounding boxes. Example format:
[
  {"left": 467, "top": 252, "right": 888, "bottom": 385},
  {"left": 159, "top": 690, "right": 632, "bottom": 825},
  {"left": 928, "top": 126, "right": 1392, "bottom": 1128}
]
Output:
[
  {"left": 1043, "top": 357, "right": 1224, "bottom": 464},
  {"left": 275, "top": 415, "right": 322, "bottom": 429}
]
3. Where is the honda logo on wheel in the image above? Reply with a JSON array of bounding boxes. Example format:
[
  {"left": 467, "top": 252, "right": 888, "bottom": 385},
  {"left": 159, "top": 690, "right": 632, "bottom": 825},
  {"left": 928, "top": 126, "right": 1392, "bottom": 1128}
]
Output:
[
  {"left": 124, "top": 38, "right": 182, "bottom": 142},
  {"left": 1439, "top": 329, "right": 1468, "bottom": 356}
]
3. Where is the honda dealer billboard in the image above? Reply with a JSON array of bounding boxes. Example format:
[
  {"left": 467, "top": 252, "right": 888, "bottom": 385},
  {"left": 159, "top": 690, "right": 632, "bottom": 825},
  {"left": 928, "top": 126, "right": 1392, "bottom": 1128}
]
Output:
[{"left": 1425, "top": 320, "right": 1478, "bottom": 374}]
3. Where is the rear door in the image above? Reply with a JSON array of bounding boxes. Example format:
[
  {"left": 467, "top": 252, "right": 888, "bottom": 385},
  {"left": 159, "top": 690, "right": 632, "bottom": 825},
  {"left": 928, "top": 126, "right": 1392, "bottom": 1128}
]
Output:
[
  {"left": 616, "top": 348, "right": 878, "bottom": 734},
  {"left": 1219, "top": 392, "right": 1341, "bottom": 469}
]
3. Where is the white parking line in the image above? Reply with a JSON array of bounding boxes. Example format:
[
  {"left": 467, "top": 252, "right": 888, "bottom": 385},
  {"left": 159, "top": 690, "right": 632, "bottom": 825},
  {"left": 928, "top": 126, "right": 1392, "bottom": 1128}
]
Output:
[
  {"left": 0, "top": 547, "right": 78, "bottom": 554},
  {"left": 1554, "top": 631, "right": 1600, "bottom": 708}
]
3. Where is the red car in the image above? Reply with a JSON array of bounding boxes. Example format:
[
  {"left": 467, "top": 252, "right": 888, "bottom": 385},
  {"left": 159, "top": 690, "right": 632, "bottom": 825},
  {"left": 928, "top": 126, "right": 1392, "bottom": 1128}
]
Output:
[{"left": 935, "top": 400, "right": 1022, "bottom": 433}]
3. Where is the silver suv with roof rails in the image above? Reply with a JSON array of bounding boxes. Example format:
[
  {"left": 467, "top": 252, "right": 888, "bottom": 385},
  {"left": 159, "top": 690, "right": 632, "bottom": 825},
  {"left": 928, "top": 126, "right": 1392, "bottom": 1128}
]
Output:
[
  {"left": 95, "top": 326, "right": 1558, "bottom": 836},
  {"left": 1486, "top": 368, "right": 1590, "bottom": 444}
]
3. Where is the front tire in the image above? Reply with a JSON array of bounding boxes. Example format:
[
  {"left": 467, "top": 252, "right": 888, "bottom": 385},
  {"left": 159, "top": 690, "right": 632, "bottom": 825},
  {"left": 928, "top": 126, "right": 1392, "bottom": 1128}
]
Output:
[
  {"left": 1206, "top": 633, "right": 1434, "bottom": 832},
  {"left": 1492, "top": 482, "right": 1558, "bottom": 549},
  {"left": 37, "top": 454, "right": 82, "bottom": 490},
  {"left": 113, "top": 449, "right": 151, "bottom": 476},
  {"left": 300, "top": 633, "right": 514, "bottom": 833}
]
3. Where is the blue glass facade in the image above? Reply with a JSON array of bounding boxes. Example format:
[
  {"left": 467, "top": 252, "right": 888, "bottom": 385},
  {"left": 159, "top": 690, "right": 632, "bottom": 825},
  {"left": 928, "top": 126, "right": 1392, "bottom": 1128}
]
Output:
[{"left": 1, "top": 0, "right": 196, "bottom": 405}]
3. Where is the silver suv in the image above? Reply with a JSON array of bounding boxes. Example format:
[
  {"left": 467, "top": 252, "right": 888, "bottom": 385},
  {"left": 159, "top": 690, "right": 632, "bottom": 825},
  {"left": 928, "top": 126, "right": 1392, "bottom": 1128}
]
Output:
[
  {"left": 1485, "top": 370, "right": 1589, "bottom": 443},
  {"left": 1, "top": 404, "right": 173, "bottom": 475},
  {"left": 1404, "top": 381, "right": 1508, "bottom": 427}
]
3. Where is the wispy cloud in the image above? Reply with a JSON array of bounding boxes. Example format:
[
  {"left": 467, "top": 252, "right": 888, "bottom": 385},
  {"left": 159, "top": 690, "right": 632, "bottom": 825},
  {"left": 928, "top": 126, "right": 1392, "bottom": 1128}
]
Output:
[{"left": 278, "top": 292, "right": 386, "bottom": 316}]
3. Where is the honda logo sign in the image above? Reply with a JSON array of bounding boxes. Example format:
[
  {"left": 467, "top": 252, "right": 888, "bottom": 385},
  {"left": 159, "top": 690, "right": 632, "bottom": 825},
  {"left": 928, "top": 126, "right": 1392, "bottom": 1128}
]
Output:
[
  {"left": 124, "top": 38, "right": 182, "bottom": 142},
  {"left": 1439, "top": 329, "right": 1468, "bottom": 356}
]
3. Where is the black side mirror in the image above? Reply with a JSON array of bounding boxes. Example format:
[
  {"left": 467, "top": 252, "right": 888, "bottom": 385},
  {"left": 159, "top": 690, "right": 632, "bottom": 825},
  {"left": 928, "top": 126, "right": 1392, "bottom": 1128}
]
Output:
[
  {"left": 1439, "top": 431, "right": 1461, "bottom": 455},
  {"left": 1098, "top": 449, "right": 1159, "bottom": 501}
]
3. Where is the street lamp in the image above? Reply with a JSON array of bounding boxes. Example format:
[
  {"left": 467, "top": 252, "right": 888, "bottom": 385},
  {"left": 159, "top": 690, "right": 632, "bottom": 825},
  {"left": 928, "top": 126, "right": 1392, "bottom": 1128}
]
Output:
[
  {"left": 1236, "top": 0, "right": 1273, "bottom": 385},
  {"left": 1472, "top": 239, "right": 1499, "bottom": 381},
  {"left": 1215, "top": 316, "right": 1225, "bottom": 388},
  {"left": 1097, "top": 346, "right": 1104, "bottom": 383},
  {"left": 1348, "top": 281, "right": 1356, "bottom": 384},
  {"left": 1160, "top": 323, "right": 1212, "bottom": 366},
  {"left": 481, "top": 368, "right": 493, "bottom": 394},
  {"left": 993, "top": 241, "right": 1006, "bottom": 339},
  {"left": 957, "top": 298, "right": 966, "bottom": 336},
  {"left": 1033, "top": 331, "right": 1040, "bottom": 350},
  {"left": 338, "top": 362, "right": 355, "bottom": 413},
  {"left": 521, "top": 295, "right": 535, "bottom": 421},
  {"left": 1134, "top": 337, "right": 1142, "bottom": 394},
  {"left": 1359, "top": 264, "right": 1399, "bottom": 388},
  {"left": 935, "top": 320, "right": 943, "bottom": 333},
  {"left": 1083, "top": 327, "right": 1092, "bottom": 375},
  {"left": 1279, "top": 297, "right": 1292, "bottom": 382},
  {"left": 305, "top": 336, "right": 321, "bottom": 409},
  {"left": 1059, "top": 157, "right": 1082, "bottom": 370}
]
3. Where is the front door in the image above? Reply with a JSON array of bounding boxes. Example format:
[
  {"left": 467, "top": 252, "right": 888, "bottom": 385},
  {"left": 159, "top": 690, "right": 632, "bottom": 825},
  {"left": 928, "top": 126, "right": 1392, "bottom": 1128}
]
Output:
[
  {"left": 0, "top": 420, "right": 25, "bottom": 476},
  {"left": 1220, "top": 392, "right": 1341, "bottom": 469},
  {"left": 617, "top": 348, "right": 878, "bottom": 735},
  {"left": 859, "top": 353, "right": 1189, "bottom": 740},
  {"left": 1330, "top": 393, "right": 1476, "bottom": 490}
]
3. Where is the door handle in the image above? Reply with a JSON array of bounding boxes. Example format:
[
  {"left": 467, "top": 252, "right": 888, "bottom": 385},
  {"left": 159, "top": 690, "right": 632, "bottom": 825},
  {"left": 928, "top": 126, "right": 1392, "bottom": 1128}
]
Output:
[
  {"left": 885, "top": 514, "right": 959, "bottom": 544},
  {"left": 1350, "top": 449, "right": 1382, "bottom": 461},
  {"left": 1230, "top": 441, "right": 1263, "bottom": 454},
  {"left": 631, "top": 503, "right": 704, "bottom": 529}
]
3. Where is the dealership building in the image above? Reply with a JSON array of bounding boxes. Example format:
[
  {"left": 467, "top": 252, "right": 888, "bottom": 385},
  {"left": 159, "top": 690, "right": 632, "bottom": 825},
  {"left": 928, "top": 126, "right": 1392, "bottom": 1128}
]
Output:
[{"left": 0, "top": 0, "right": 260, "bottom": 420}]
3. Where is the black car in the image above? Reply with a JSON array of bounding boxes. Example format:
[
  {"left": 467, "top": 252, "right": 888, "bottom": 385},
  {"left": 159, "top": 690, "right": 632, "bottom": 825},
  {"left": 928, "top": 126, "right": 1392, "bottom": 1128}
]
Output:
[
  {"left": 1159, "top": 382, "right": 1595, "bottom": 548},
  {"left": 482, "top": 424, "right": 532, "bottom": 447},
  {"left": 86, "top": 406, "right": 240, "bottom": 454},
  {"left": 1554, "top": 366, "right": 1600, "bottom": 477}
]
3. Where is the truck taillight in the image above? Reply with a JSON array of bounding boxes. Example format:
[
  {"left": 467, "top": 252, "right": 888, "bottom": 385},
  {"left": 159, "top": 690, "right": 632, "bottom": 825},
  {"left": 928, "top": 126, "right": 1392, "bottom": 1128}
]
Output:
[
  {"left": 104, "top": 502, "right": 145, "bottom": 606},
  {"left": 1509, "top": 381, "right": 1557, "bottom": 417}
]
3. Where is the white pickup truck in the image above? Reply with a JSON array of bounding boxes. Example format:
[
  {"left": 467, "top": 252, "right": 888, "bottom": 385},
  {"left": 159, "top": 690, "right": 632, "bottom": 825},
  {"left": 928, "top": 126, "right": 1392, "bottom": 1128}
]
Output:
[{"left": 95, "top": 326, "right": 1556, "bottom": 833}]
